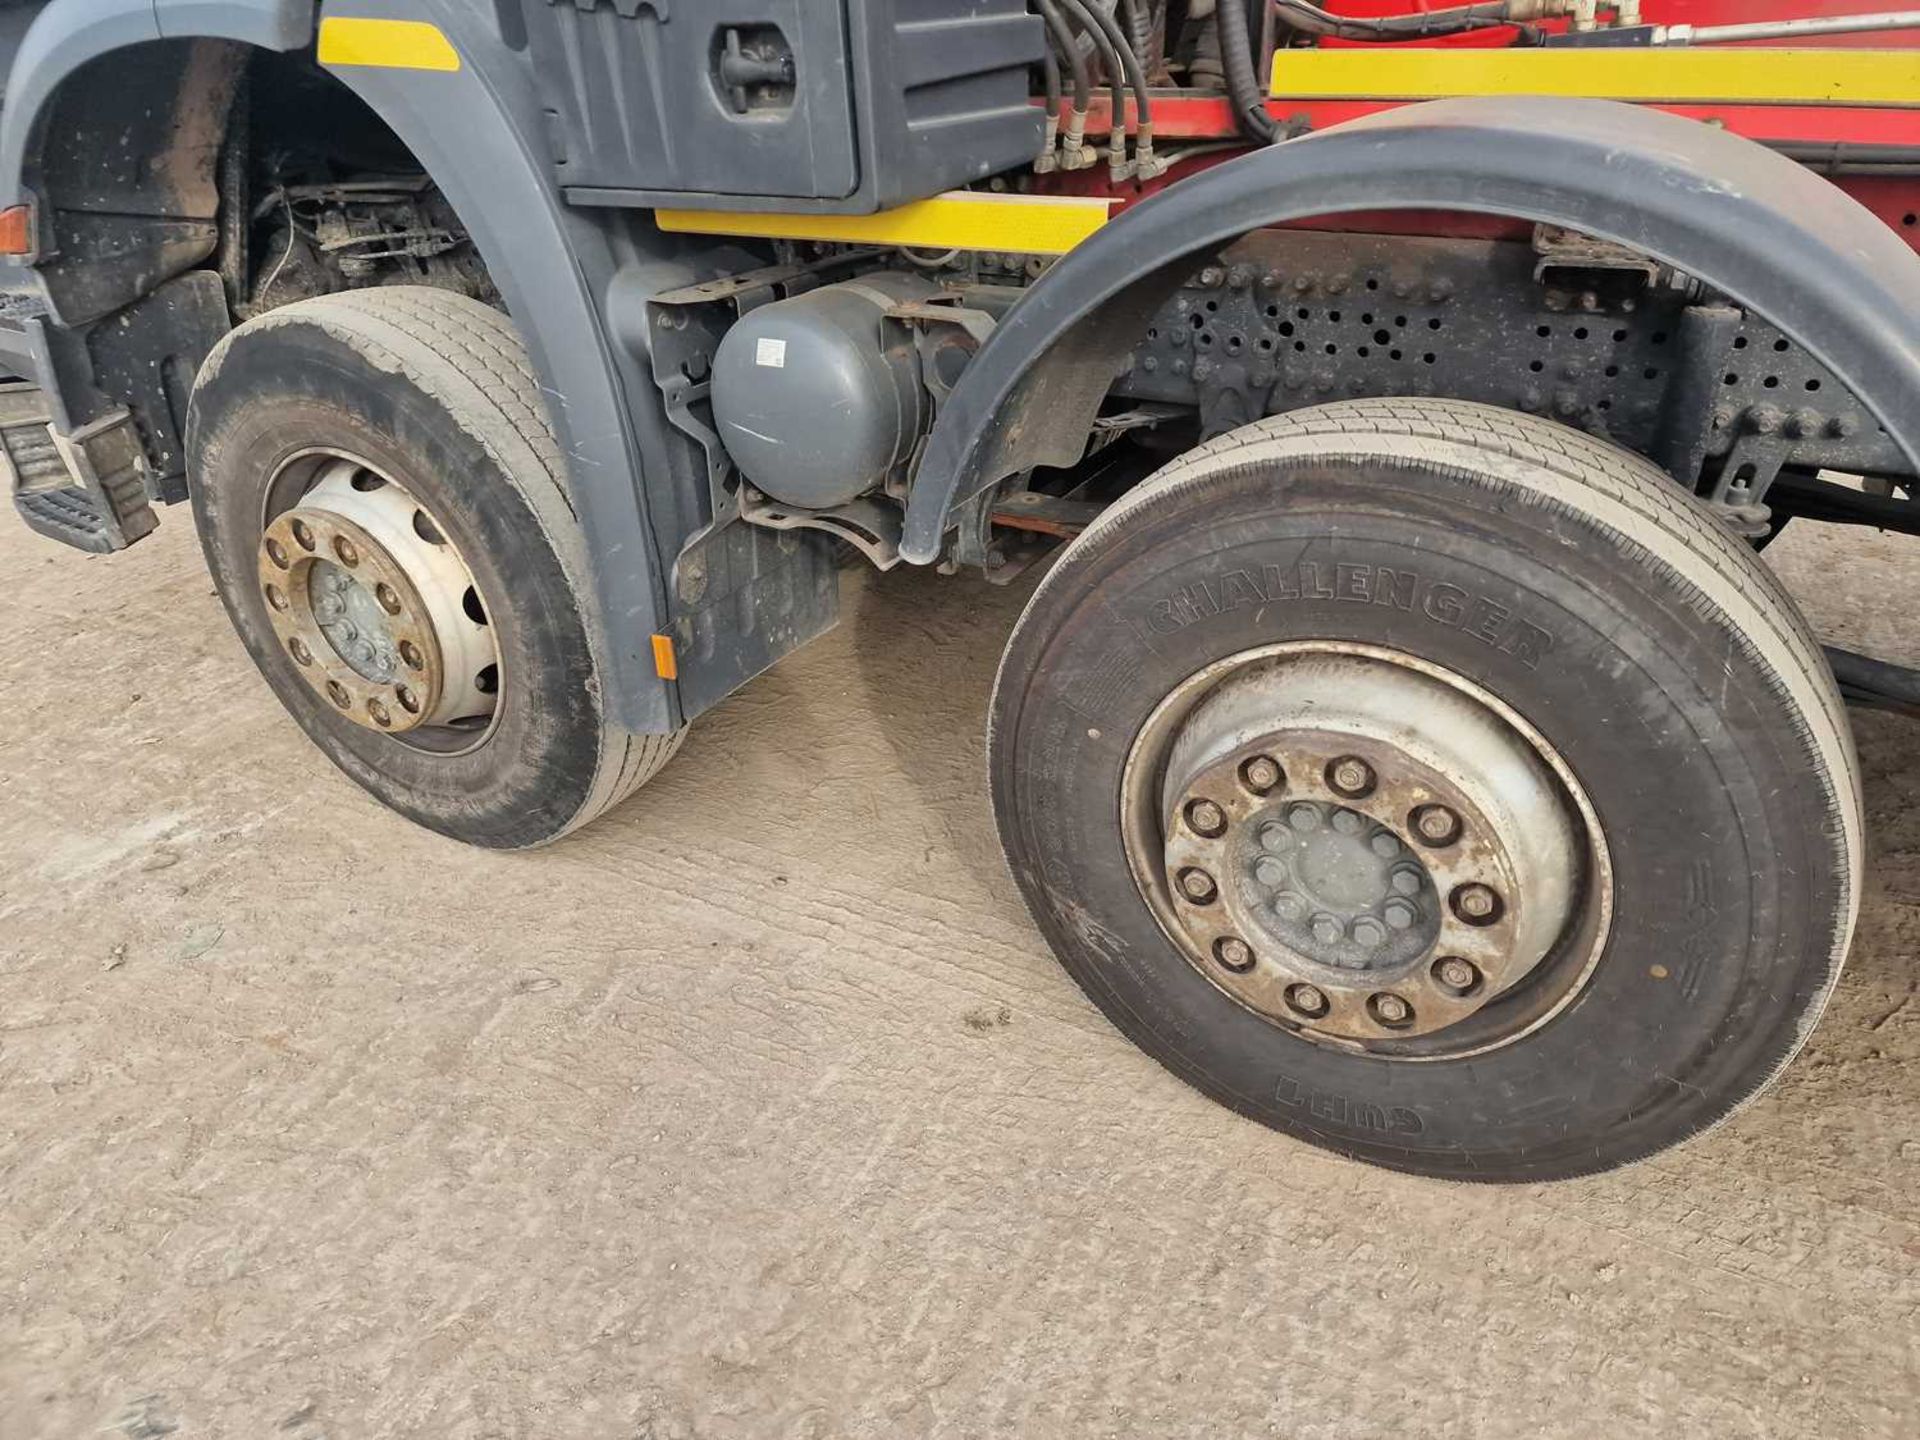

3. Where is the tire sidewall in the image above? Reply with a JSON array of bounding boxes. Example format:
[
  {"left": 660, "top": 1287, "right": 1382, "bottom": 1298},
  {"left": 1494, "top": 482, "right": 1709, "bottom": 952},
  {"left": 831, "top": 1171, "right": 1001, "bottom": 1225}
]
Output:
[
  {"left": 993, "top": 448, "right": 1848, "bottom": 1178},
  {"left": 189, "top": 313, "right": 608, "bottom": 849}
]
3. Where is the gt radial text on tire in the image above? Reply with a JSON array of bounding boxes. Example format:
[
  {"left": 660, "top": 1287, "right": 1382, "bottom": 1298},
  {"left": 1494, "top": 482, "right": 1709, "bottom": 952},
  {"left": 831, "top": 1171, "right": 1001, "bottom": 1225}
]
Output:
[
  {"left": 188, "top": 287, "right": 681, "bottom": 849},
  {"left": 991, "top": 399, "right": 1862, "bottom": 1181}
]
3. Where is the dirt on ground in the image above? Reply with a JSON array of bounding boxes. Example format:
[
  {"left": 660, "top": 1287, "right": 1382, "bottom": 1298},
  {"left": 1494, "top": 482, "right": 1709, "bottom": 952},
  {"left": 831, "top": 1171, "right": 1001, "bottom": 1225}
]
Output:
[{"left": 0, "top": 506, "right": 1915, "bottom": 1440}]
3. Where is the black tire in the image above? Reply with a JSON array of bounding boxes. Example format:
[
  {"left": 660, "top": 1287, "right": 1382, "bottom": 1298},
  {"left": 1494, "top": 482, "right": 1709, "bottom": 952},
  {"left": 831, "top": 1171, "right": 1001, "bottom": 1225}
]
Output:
[
  {"left": 188, "top": 287, "right": 680, "bottom": 849},
  {"left": 991, "top": 399, "right": 1862, "bottom": 1181}
]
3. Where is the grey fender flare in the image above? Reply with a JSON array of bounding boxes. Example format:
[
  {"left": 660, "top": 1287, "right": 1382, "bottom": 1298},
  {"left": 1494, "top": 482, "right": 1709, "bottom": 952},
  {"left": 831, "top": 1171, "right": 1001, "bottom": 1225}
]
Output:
[
  {"left": 899, "top": 97, "right": 1920, "bottom": 564},
  {"left": 317, "top": 1, "right": 678, "bottom": 732},
  {"left": 0, "top": 0, "right": 313, "bottom": 205}
]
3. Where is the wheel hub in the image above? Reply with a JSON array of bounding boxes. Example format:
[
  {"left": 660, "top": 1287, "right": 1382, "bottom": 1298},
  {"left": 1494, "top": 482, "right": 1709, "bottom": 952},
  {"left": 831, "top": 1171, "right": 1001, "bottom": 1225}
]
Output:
[
  {"left": 255, "top": 456, "right": 499, "bottom": 735},
  {"left": 1132, "top": 647, "right": 1591, "bottom": 1047}
]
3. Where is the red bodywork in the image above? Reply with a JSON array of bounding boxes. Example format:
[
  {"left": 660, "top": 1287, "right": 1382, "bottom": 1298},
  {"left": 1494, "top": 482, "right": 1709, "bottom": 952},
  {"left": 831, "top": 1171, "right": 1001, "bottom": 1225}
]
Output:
[{"left": 1048, "top": 2, "right": 1920, "bottom": 249}]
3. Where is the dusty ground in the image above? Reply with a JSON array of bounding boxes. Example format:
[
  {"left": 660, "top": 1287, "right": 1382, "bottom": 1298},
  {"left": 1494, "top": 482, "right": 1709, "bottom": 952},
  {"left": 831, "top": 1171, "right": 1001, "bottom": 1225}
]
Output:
[{"left": 0, "top": 504, "right": 1915, "bottom": 1440}]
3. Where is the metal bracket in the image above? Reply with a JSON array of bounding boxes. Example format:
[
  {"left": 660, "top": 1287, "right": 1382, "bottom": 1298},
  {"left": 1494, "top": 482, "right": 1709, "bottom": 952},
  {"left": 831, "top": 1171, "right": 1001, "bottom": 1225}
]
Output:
[{"left": 738, "top": 486, "right": 904, "bottom": 570}]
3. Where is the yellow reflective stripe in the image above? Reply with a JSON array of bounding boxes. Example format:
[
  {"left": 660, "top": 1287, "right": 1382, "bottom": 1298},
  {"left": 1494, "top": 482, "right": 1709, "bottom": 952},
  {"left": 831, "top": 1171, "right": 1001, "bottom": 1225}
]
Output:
[
  {"left": 654, "top": 191, "right": 1113, "bottom": 256},
  {"left": 1270, "top": 47, "right": 1920, "bottom": 106},
  {"left": 317, "top": 17, "right": 461, "bottom": 73}
]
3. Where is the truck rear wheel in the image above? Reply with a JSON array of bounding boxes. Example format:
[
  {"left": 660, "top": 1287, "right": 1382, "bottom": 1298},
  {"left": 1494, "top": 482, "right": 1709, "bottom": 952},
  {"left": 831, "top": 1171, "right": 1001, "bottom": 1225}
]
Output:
[
  {"left": 188, "top": 288, "right": 680, "bottom": 849},
  {"left": 990, "top": 400, "right": 1861, "bottom": 1180}
]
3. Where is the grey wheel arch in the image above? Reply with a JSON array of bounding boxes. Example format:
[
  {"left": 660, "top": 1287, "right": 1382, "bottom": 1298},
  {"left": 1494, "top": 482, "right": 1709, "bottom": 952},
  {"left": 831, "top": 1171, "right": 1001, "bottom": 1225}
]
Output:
[
  {"left": 0, "top": 0, "right": 681, "bottom": 732},
  {"left": 900, "top": 96, "right": 1920, "bottom": 563}
]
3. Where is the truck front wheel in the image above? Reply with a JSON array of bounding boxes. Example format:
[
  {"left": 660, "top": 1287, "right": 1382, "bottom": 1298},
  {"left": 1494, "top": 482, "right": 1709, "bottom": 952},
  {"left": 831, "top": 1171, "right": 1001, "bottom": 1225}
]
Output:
[
  {"left": 990, "top": 400, "right": 1862, "bottom": 1180},
  {"left": 188, "top": 288, "right": 680, "bottom": 849}
]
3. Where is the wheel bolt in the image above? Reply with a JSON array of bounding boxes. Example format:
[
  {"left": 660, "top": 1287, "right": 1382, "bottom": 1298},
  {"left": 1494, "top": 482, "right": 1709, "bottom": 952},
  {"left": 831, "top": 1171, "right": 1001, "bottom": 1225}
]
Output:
[
  {"left": 289, "top": 637, "right": 312, "bottom": 666},
  {"left": 1241, "top": 755, "right": 1283, "bottom": 793},
  {"left": 1390, "top": 866, "right": 1423, "bottom": 897},
  {"left": 1330, "top": 808, "right": 1364, "bottom": 836},
  {"left": 1253, "top": 856, "right": 1288, "bottom": 887},
  {"left": 1310, "top": 913, "right": 1344, "bottom": 945},
  {"left": 1351, "top": 916, "right": 1387, "bottom": 949},
  {"left": 1369, "top": 831, "right": 1401, "bottom": 859},
  {"left": 291, "top": 518, "right": 316, "bottom": 551},
  {"left": 1287, "top": 802, "right": 1321, "bottom": 833},
  {"left": 375, "top": 582, "right": 403, "bottom": 616},
  {"left": 1179, "top": 868, "right": 1218, "bottom": 903},
  {"left": 1413, "top": 804, "right": 1462, "bottom": 846},
  {"left": 367, "top": 697, "right": 392, "bottom": 728},
  {"left": 1214, "top": 936, "right": 1255, "bottom": 972},
  {"left": 1185, "top": 798, "right": 1227, "bottom": 837},
  {"left": 265, "top": 537, "right": 290, "bottom": 569},
  {"left": 1382, "top": 897, "right": 1418, "bottom": 931},
  {"left": 395, "top": 685, "right": 420, "bottom": 715},
  {"left": 1258, "top": 822, "right": 1291, "bottom": 852},
  {"left": 1286, "top": 983, "right": 1329, "bottom": 1018},
  {"left": 1273, "top": 891, "right": 1308, "bottom": 921},
  {"left": 1434, "top": 957, "right": 1479, "bottom": 992},
  {"left": 1452, "top": 883, "right": 1503, "bottom": 925},
  {"left": 398, "top": 640, "right": 424, "bottom": 671},
  {"left": 1370, "top": 992, "right": 1414, "bottom": 1027},
  {"left": 1328, "top": 755, "right": 1375, "bottom": 797},
  {"left": 334, "top": 536, "right": 360, "bottom": 567}
]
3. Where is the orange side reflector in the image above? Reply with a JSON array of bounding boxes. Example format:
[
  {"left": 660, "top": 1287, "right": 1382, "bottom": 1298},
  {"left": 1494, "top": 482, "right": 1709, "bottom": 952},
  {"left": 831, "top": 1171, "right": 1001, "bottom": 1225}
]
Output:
[
  {"left": 650, "top": 633, "right": 679, "bottom": 681},
  {"left": 0, "top": 205, "right": 33, "bottom": 256}
]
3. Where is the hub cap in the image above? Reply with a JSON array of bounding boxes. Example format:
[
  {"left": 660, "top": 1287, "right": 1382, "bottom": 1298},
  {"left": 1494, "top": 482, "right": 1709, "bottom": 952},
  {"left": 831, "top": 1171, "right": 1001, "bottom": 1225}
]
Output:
[
  {"left": 256, "top": 456, "right": 499, "bottom": 737},
  {"left": 1125, "top": 645, "right": 1610, "bottom": 1053}
]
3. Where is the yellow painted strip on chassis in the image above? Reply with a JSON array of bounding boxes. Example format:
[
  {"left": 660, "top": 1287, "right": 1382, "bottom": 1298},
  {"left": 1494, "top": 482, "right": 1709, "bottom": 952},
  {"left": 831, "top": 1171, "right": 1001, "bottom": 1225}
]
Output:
[
  {"left": 654, "top": 192, "right": 1114, "bottom": 256},
  {"left": 317, "top": 17, "right": 461, "bottom": 73},
  {"left": 1270, "top": 47, "right": 1920, "bottom": 106}
]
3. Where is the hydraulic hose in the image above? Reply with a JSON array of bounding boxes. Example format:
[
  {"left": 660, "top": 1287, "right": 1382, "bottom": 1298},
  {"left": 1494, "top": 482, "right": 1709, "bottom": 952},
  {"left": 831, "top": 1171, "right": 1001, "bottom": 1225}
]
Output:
[
  {"left": 1274, "top": 1, "right": 1518, "bottom": 41},
  {"left": 1035, "top": 0, "right": 1093, "bottom": 167},
  {"left": 1216, "top": 0, "right": 1283, "bottom": 145},
  {"left": 1054, "top": 0, "right": 1158, "bottom": 177}
]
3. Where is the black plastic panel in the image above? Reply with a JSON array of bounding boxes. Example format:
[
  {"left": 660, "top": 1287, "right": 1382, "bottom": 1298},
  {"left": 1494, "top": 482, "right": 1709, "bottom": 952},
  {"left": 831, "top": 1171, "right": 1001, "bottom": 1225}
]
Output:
[{"left": 525, "top": 0, "right": 1044, "bottom": 215}]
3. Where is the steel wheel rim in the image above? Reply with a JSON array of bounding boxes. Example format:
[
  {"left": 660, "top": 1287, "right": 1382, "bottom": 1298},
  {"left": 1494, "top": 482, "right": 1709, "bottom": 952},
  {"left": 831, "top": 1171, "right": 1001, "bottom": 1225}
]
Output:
[
  {"left": 257, "top": 449, "right": 503, "bottom": 755},
  {"left": 1120, "top": 642, "right": 1614, "bottom": 1061}
]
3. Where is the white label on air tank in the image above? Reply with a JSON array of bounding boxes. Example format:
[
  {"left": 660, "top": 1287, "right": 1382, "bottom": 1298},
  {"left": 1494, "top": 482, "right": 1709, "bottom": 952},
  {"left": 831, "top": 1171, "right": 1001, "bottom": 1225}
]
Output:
[{"left": 755, "top": 337, "right": 787, "bottom": 369}]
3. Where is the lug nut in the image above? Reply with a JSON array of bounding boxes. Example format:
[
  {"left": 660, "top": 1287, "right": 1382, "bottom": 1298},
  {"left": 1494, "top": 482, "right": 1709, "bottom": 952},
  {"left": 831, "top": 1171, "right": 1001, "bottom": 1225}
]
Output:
[
  {"left": 1310, "top": 913, "right": 1345, "bottom": 945},
  {"left": 1214, "top": 936, "right": 1255, "bottom": 973},
  {"left": 1434, "top": 956, "right": 1479, "bottom": 992},
  {"left": 325, "top": 680, "right": 350, "bottom": 709},
  {"left": 1273, "top": 891, "right": 1308, "bottom": 921},
  {"left": 1382, "top": 897, "right": 1418, "bottom": 931},
  {"left": 265, "top": 537, "right": 290, "bottom": 569},
  {"left": 1253, "top": 856, "right": 1289, "bottom": 887},
  {"left": 1350, "top": 916, "right": 1388, "bottom": 949},
  {"left": 395, "top": 685, "right": 420, "bottom": 715},
  {"left": 1286, "top": 983, "right": 1329, "bottom": 1018},
  {"left": 367, "top": 697, "right": 392, "bottom": 728},
  {"left": 288, "top": 637, "right": 313, "bottom": 666},
  {"left": 375, "top": 582, "right": 403, "bottom": 616},
  {"left": 1185, "top": 798, "right": 1228, "bottom": 838},
  {"left": 1369, "top": 992, "right": 1414, "bottom": 1027},
  {"left": 333, "top": 536, "right": 360, "bottom": 567},
  {"left": 1241, "top": 755, "right": 1283, "bottom": 793},
  {"left": 1328, "top": 756, "right": 1376, "bottom": 797},
  {"left": 1413, "top": 804, "right": 1462, "bottom": 846},
  {"left": 1452, "top": 883, "right": 1503, "bottom": 925},
  {"left": 1179, "top": 868, "right": 1218, "bottom": 904},
  {"left": 398, "top": 640, "right": 424, "bottom": 671},
  {"left": 1287, "top": 802, "right": 1322, "bottom": 834},
  {"left": 1330, "top": 808, "right": 1364, "bottom": 836}
]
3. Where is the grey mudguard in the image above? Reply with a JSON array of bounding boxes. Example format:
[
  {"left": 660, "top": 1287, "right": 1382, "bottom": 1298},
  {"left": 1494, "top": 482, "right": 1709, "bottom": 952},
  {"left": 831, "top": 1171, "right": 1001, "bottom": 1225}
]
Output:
[
  {"left": 0, "top": 0, "right": 679, "bottom": 733},
  {"left": 0, "top": 1, "right": 313, "bottom": 204},
  {"left": 317, "top": 0, "right": 679, "bottom": 734},
  {"left": 899, "top": 97, "right": 1920, "bottom": 564}
]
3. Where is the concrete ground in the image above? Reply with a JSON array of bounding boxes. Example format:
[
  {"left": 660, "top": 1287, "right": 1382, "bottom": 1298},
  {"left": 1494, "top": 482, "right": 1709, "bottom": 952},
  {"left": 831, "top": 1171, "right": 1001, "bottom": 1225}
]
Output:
[{"left": 0, "top": 504, "right": 1915, "bottom": 1440}]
